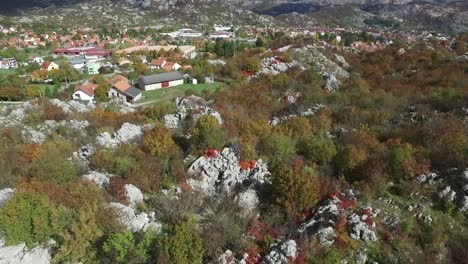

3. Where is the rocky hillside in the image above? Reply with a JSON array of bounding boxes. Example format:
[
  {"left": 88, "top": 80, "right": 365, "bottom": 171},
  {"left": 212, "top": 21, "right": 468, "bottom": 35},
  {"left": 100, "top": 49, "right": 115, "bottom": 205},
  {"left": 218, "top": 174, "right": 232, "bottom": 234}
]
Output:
[{"left": 1, "top": 0, "right": 466, "bottom": 32}]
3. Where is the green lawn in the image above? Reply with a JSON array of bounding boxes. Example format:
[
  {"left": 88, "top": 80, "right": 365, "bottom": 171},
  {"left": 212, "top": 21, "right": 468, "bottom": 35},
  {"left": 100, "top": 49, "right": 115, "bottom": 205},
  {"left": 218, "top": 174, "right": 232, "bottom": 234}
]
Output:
[
  {"left": 27, "top": 84, "right": 57, "bottom": 94},
  {"left": 0, "top": 68, "right": 19, "bottom": 76},
  {"left": 138, "top": 83, "right": 224, "bottom": 104}
]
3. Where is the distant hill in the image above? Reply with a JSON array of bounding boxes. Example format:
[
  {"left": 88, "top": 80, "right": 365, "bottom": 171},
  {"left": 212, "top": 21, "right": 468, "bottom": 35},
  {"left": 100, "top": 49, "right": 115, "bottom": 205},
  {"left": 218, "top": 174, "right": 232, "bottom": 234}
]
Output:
[{"left": 0, "top": 0, "right": 466, "bottom": 33}]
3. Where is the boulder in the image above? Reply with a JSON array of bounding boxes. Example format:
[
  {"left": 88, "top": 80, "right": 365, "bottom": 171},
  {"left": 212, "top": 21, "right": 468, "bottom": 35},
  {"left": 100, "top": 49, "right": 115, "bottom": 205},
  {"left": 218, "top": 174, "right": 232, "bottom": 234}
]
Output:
[
  {"left": 110, "top": 203, "right": 161, "bottom": 232},
  {"left": 438, "top": 186, "right": 456, "bottom": 202},
  {"left": 0, "top": 240, "right": 51, "bottom": 264},
  {"left": 348, "top": 213, "right": 377, "bottom": 242},
  {"left": 323, "top": 73, "right": 341, "bottom": 92},
  {"left": 0, "top": 188, "right": 14, "bottom": 207},
  {"left": 124, "top": 184, "right": 144, "bottom": 207},
  {"left": 82, "top": 171, "right": 110, "bottom": 188},
  {"left": 317, "top": 227, "right": 337, "bottom": 247},
  {"left": 459, "top": 196, "right": 468, "bottom": 213},
  {"left": 235, "top": 188, "right": 259, "bottom": 213},
  {"left": 96, "top": 123, "right": 143, "bottom": 148},
  {"left": 187, "top": 148, "right": 270, "bottom": 195},
  {"left": 264, "top": 240, "right": 297, "bottom": 264}
]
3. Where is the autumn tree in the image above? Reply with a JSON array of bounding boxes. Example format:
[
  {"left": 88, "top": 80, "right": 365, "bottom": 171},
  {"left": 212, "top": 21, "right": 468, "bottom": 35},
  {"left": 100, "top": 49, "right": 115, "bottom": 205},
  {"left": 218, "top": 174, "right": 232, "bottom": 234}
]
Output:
[
  {"left": 192, "top": 115, "right": 226, "bottom": 150},
  {"left": 143, "top": 124, "right": 177, "bottom": 159},
  {"left": 29, "top": 141, "right": 78, "bottom": 184},
  {"left": 163, "top": 216, "right": 204, "bottom": 264},
  {"left": 299, "top": 133, "right": 337, "bottom": 165},
  {"left": 92, "top": 75, "right": 110, "bottom": 102},
  {"left": 103, "top": 230, "right": 158, "bottom": 263},
  {"left": 0, "top": 191, "right": 70, "bottom": 246},
  {"left": 272, "top": 164, "right": 320, "bottom": 214},
  {"left": 260, "top": 132, "right": 296, "bottom": 164}
]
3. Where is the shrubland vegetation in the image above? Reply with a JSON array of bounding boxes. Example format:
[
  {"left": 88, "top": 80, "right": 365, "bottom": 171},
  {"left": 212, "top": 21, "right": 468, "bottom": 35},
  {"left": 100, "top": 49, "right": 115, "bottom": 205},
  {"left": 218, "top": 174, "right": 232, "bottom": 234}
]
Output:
[{"left": 0, "top": 31, "right": 466, "bottom": 263}]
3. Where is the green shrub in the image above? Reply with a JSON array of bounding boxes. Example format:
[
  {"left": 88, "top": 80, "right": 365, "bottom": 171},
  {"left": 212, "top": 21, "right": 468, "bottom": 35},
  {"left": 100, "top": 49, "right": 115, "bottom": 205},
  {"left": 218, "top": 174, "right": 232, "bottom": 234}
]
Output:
[{"left": 0, "top": 192, "right": 69, "bottom": 246}]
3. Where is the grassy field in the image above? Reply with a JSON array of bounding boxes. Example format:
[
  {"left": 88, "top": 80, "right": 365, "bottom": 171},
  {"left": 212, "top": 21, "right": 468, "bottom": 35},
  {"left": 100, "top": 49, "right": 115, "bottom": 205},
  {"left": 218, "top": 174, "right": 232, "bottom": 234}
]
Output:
[
  {"left": 0, "top": 68, "right": 19, "bottom": 76},
  {"left": 138, "top": 83, "right": 224, "bottom": 104},
  {"left": 27, "top": 84, "right": 57, "bottom": 94}
]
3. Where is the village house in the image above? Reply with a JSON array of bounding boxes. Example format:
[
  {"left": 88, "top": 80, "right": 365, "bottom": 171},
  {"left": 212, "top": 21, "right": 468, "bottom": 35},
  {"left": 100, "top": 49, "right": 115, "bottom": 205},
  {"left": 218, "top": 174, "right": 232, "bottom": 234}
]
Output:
[
  {"left": 209, "top": 31, "right": 235, "bottom": 39},
  {"left": 149, "top": 58, "right": 167, "bottom": 70},
  {"left": 52, "top": 47, "right": 112, "bottom": 59},
  {"left": 30, "top": 56, "right": 44, "bottom": 65},
  {"left": 107, "top": 80, "right": 142, "bottom": 103},
  {"left": 137, "top": 72, "right": 184, "bottom": 91},
  {"left": 85, "top": 62, "right": 101, "bottom": 75},
  {"left": 0, "top": 58, "right": 18, "bottom": 69},
  {"left": 72, "top": 83, "right": 98, "bottom": 101},
  {"left": 68, "top": 58, "right": 88, "bottom": 70},
  {"left": 162, "top": 62, "right": 181, "bottom": 72},
  {"left": 41, "top": 61, "right": 59, "bottom": 71}
]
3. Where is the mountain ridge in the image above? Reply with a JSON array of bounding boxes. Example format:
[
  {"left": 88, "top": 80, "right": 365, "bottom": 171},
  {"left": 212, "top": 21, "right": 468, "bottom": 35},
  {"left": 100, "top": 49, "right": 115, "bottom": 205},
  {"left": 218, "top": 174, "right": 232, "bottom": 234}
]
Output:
[{"left": 0, "top": 0, "right": 466, "bottom": 33}]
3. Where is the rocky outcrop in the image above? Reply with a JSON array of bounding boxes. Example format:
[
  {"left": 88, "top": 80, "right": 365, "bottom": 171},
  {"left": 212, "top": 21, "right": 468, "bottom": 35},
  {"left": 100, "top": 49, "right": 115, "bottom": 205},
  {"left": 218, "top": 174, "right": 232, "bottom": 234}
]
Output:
[
  {"left": 187, "top": 148, "right": 270, "bottom": 195},
  {"left": 82, "top": 171, "right": 110, "bottom": 188},
  {"left": 419, "top": 169, "right": 468, "bottom": 212},
  {"left": 291, "top": 45, "right": 349, "bottom": 91},
  {"left": 234, "top": 188, "right": 260, "bottom": 214},
  {"left": 298, "top": 190, "right": 377, "bottom": 246},
  {"left": 110, "top": 203, "right": 162, "bottom": 232},
  {"left": 0, "top": 240, "right": 51, "bottom": 264},
  {"left": 264, "top": 240, "right": 298, "bottom": 264},
  {"left": 96, "top": 123, "right": 143, "bottom": 148},
  {"left": 124, "top": 184, "right": 144, "bottom": 207},
  {"left": 164, "top": 96, "right": 223, "bottom": 130},
  {"left": 269, "top": 104, "right": 325, "bottom": 126},
  {"left": 0, "top": 188, "right": 14, "bottom": 207},
  {"left": 49, "top": 99, "right": 95, "bottom": 113},
  {"left": 255, "top": 57, "right": 303, "bottom": 78}
]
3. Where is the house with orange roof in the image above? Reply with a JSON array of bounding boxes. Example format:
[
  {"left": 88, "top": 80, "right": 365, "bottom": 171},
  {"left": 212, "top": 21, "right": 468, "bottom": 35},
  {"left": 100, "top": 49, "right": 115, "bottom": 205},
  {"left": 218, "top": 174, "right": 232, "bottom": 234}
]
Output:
[
  {"left": 107, "top": 80, "right": 142, "bottom": 103},
  {"left": 72, "top": 83, "right": 98, "bottom": 101},
  {"left": 162, "top": 61, "right": 181, "bottom": 72},
  {"left": 149, "top": 58, "right": 167, "bottom": 70},
  {"left": 41, "top": 61, "right": 59, "bottom": 71},
  {"left": 107, "top": 75, "right": 128, "bottom": 86}
]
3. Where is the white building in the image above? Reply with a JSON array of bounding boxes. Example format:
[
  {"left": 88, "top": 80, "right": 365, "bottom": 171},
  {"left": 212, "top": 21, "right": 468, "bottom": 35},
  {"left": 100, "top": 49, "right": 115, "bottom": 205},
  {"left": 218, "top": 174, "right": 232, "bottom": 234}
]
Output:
[
  {"left": 137, "top": 72, "right": 184, "bottom": 91},
  {"left": 31, "top": 57, "right": 44, "bottom": 64},
  {"left": 168, "top": 29, "right": 203, "bottom": 38},
  {"left": 72, "top": 83, "right": 97, "bottom": 101},
  {"left": 214, "top": 25, "right": 233, "bottom": 32},
  {"left": 41, "top": 61, "right": 59, "bottom": 71},
  {"left": 209, "top": 31, "right": 235, "bottom": 39}
]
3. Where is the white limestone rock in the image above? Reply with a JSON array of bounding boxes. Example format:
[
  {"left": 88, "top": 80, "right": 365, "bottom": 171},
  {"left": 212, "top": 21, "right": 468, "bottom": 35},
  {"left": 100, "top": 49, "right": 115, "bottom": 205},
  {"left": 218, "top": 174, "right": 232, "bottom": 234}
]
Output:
[
  {"left": 0, "top": 240, "right": 51, "bottom": 264},
  {"left": 187, "top": 148, "right": 270, "bottom": 195},
  {"left": 164, "top": 114, "right": 180, "bottom": 129},
  {"left": 49, "top": 99, "right": 94, "bottom": 113},
  {"left": 72, "top": 144, "right": 95, "bottom": 164},
  {"left": 21, "top": 126, "right": 46, "bottom": 144},
  {"left": 438, "top": 186, "right": 456, "bottom": 202},
  {"left": 110, "top": 203, "right": 161, "bottom": 232},
  {"left": 334, "top": 54, "right": 350, "bottom": 69},
  {"left": 317, "top": 227, "right": 337, "bottom": 247},
  {"left": 82, "top": 171, "right": 110, "bottom": 188},
  {"left": 348, "top": 213, "right": 377, "bottom": 242},
  {"left": 0, "top": 188, "right": 14, "bottom": 207},
  {"left": 124, "top": 184, "right": 144, "bottom": 207},
  {"left": 235, "top": 188, "right": 259, "bottom": 213},
  {"left": 264, "top": 240, "right": 297, "bottom": 264},
  {"left": 458, "top": 196, "right": 468, "bottom": 213},
  {"left": 323, "top": 73, "right": 341, "bottom": 92},
  {"left": 96, "top": 123, "right": 143, "bottom": 148}
]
